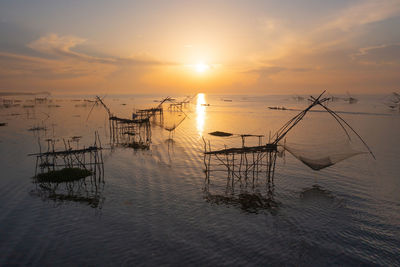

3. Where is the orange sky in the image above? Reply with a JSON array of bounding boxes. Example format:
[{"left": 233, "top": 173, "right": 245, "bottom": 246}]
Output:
[{"left": 0, "top": 0, "right": 399, "bottom": 95}]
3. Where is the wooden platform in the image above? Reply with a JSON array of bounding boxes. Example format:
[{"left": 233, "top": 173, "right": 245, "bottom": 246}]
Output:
[{"left": 205, "top": 144, "right": 277, "bottom": 155}]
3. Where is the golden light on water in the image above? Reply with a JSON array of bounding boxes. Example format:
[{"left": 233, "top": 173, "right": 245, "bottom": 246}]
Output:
[{"left": 196, "top": 93, "right": 206, "bottom": 136}]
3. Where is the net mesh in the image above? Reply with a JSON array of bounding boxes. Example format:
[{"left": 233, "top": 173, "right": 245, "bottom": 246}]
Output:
[
  {"left": 163, "top": 110, "right": 186, "bottom": 132},
  {"left": 275, "top": 98, "right": 371, "bottom": 171},
  {"left": 281, "top": 141, "right": 366, "bottom": 170}
]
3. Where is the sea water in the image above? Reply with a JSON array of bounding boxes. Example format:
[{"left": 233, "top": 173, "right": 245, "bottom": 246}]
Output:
[{"left": 0, "top": 94, "right": 399, "bottom": 266}]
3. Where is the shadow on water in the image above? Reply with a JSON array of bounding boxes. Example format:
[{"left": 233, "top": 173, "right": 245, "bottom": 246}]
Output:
[
  {"left": 299, "top": 184, "right": 346, "bottom": 209},
  {"left": 300, "top": 184, "right": 335, "bottom": 203}
]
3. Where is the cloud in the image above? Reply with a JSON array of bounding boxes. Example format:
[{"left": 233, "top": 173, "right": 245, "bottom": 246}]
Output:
[
  {"left": 249, "top": 0, "right": 400, "bottom": 76},
  {"left": 0, "top": 33, "right": 185, "bottom": 94},
  {"left": 245, "top": 66, "right": 286, "bottom": 77},
  {"left": 0, "top": 33, "right": 179, "bottom": 83},
  {"left": 352, "top": 43, "right": 400, "bottom": 57},
  {"left": 0, "top": 51, "right": 113, "bottom": 79},
  {"left": 27, "top": 33, "right": 176, "bottom": 66},
  {"left": 322, "top": 0, "right": 400, "bottom": 31},
  {"left": 245, "top": 66, "right": 311, "bottom": 78},
  {"left": 27, "top": 34, "right": 87, "bottom": 56},
  {"left": 351, "top": 43, "right": 400, "bottom": 65},
  {"left": 256, "top": 18, "right": 280, "bottom": 32}
]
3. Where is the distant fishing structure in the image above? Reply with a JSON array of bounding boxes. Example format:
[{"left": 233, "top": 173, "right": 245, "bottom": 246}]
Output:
[
  {"left": 344, "top": 91, "right": 358, "bottom": 104},
  {"left": 135, "top": 96, "right": 172, "bottom": 120},
  {"left": 155, "top": 96, "right": 194, "bottom": 139},
  {"left": 92, "top": 96, "right": 152, "bottom": 146},
  {"left": 111, "top": 120, "right": 152, "bottom": 150},
  {"left": 384, "top": 92, "right": 400, "bottom": 111},
  {"left": 92, "top": 95, "right": 192, "bottom": 142}
]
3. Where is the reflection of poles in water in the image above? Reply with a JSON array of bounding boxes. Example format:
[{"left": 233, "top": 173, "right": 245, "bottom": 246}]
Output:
[
  {"left": 31, "top": 171, "right": 105, "bottom": 209},
  {"left": 167, "top": 129, "right": 175, "bottom": 140},
  {"left": 203, "top": 156, "right": 278, "bottom": 214},
  {"left": 166, "top": 138, "right": 175, "bottom": 163}
]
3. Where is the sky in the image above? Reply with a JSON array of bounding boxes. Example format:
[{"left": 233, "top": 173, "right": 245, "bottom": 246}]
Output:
[{"left": 0, "top": 0, "right": 399, "bottom": 95}]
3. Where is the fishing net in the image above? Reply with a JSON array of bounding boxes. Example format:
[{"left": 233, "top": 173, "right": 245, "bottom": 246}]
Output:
[
  {"left": 281, "top": 141, "right": 366, "bottom": 170},
  {"left": 163, "top": 110, "right": 186, "bottom": 132},
  {"left": 274, "top": 93, "right": 373, "bottom": 171}
]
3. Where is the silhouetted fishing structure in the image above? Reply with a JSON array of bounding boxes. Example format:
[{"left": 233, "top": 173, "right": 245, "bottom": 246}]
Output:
[
  {"left": 162, "top": 110, "right": 187, "bottom": 139},
  {"left": 203, "top": 135, "right": 278, "bottom": 186},
  {"left": 203, "top": 91, "right": 375, "bottom": 186},
  {"left": 110, "top": 119, "right": 152, "bottom": 149},
  {"left": 136, "top": 96, "right": 172, "bottom": 120},
  {"left": 203, "top": 133, "right": 278, "bottom": 213},
  {"left": 28, "top": 133, "right": 105, "bottom": 208},
  {"left": 93, "top": 95, "right": 189, "bottom": 143},
  {"left": 95, "top": 95, "right": 150, "bottom": 123},
  {"left": 92, "top": 96, "right": 152, "bottom": 145},
  {"left": 168, "top": 102, "right": 183, "bottom": 111},
  {"left": 150, "top": 96, "right": 193, "bottom": 139},
  {"left": 29, "top": 132, "right": 104, "bottom": 180},
  {"left": 385, "top": 92, "right": 400, "bottom": 111},
  {"left": 343, "top": 91, "right": 358, "bottom": 104}
]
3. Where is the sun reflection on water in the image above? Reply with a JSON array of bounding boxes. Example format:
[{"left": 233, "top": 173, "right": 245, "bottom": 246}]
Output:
[{"left": 196, "top": 93, "right": 206, "bottom": 136}]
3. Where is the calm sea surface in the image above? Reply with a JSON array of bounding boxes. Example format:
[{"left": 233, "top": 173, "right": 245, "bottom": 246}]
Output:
[{"left": 0, "top": 94, "right": 399, "bottom": 266}]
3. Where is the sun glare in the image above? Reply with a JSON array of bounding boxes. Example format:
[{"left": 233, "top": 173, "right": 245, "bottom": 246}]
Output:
[
  {"left": 195, "top": 62, "right": 210, "bottom": 73},
  {"left": 196, "top": 93, "right": 206, "bottom": 136}
]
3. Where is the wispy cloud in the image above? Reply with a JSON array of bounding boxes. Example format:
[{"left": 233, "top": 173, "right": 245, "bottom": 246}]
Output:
[
  {"left": 27, "top": 34, "right": 87, "bottom": 57},
  {"left": 0, "top": 33, "right": 179, "bottom": 83},
  {"left": 352, "top": 43, "right": 400, "bottom": 58},
  {"left": 0, "top": 51, "right": 114, "bottom": 79},
  {"left": 244, "top": 66, "right": 311, "bottom": 78},
  {"left": 351, "top": 43, "right": 400, "bottom": 66},
  {"left": 249, "top": 0, "right": 400, "bottom": 74},
  {"left": 27, "top": 34, "right": 176, "bottom": 66},
  {"left": 321, "top": 0, "right": 400, "bottom": 31}
]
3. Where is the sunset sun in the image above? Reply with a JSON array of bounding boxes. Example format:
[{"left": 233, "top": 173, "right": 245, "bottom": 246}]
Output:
[{"left": 195, "top": 62, "right": 210, "bottom": 73}]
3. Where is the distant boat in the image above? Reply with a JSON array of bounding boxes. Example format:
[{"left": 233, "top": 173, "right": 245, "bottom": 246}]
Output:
[
  {"left": 268, "top": 106, "right": 287, "bottom": 110},
  {"left": 223, "top": 99, "right": 232, "bottom": 102},
  {"left": 201, "top": 103, "right": 210, "bottom": 106},
  {"left": 293, "top": 95, "right": 304, "bottom": 101}
]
